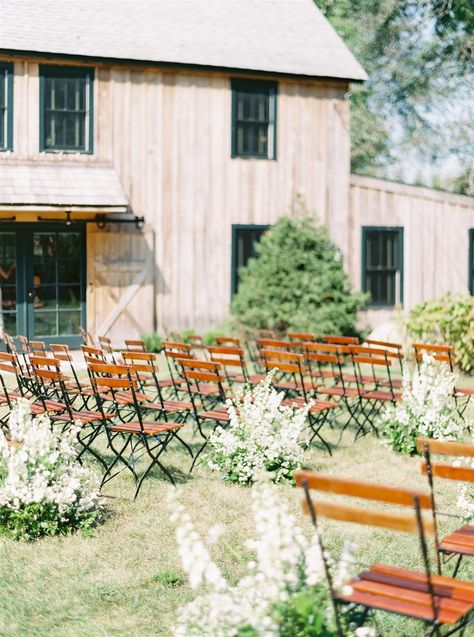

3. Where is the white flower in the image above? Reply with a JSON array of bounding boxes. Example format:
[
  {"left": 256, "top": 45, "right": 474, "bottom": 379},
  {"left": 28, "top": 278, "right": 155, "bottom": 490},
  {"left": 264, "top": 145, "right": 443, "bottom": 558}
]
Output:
[
  {"left": 207, "top": 373, "right": 309, "bottom": 485},
  {"left": 170, "top": 481, "right": 367, "bottom": 637}
]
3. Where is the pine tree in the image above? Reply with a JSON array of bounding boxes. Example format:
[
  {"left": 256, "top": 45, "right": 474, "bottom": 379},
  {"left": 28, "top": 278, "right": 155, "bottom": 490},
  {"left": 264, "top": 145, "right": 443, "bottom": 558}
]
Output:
[{"left": 231, "top": 216, "right": 366, "bottom": 335}]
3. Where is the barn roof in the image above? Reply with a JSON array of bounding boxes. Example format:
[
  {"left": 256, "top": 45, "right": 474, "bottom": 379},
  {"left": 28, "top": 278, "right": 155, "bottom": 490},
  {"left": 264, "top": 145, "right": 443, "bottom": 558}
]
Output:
[{"left": 0, "top": 0, "right": 367, "bottom": 82}]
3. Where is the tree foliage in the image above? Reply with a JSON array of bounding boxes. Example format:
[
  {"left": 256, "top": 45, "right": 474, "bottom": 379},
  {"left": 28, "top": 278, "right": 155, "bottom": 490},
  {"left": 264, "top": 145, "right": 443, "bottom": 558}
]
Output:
[
  {"left": 316, "top": 0, "right": 474, "bottom": 193},
  {"left": 230, "top": 216, "right": 366, "bottom": 335}
]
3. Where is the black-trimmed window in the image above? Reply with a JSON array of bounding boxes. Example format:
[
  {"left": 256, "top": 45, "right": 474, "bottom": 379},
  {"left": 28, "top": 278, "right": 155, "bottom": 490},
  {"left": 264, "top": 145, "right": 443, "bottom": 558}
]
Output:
[
  {"left": 40, "top": 65, "right": 93, "bottom": 153},
  {"left": 362, "top": 227, "right": 404, "bottom": 307},
  {"left": 468, "top": 230, "right": 474, "bottom": 294},
  {"left": 231, "top": 79, "right": 277, "bottom": 159},
  {"left": 231, "top": 225, "right": 269, "bottom": 295},
  {"left": 0, "top": 63, "right": 13, "bottom": 151}
]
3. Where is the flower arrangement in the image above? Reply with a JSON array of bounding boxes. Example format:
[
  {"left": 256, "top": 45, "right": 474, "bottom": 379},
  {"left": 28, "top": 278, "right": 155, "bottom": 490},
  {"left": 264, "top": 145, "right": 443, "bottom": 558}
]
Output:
[
  {"left": 169, "top": 480, "right": 376, "bottom": 637},
  {"left": 0, "top": 399, "right": 102, "bottom": 540},
  {"left": 378, "top": 354, "right": 467, "bottom": 455},
  {"left": 207, "top": 373, "right": 309, "bottom": 485}
]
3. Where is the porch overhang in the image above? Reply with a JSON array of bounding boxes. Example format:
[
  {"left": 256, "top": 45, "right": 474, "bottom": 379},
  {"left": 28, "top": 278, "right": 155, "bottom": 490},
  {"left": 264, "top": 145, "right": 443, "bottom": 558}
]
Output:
[{"left": 0, "top": 160, "right": 130, "bottom": 216}]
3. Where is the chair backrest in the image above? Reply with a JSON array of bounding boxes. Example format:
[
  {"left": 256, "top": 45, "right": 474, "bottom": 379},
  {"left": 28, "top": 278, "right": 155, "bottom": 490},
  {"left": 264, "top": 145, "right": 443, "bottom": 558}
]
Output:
[
  {"left": 215, "top": 336, "right": 241, "bottom": 346},
  {"left": 417, "top": 438, "right": 474, "bottom": 484},
  {"left": 296, "top": 470, "right": 437, "bottom": 626},
  {"left": 124, "top": 339, "right": 147, "bottom": 352},
  {"left": 365, "top": 338, "right": 402, "bottom": 353},
  {"left": 50, "top": 343, "right": 73, "bottom": 363},
  {"left": 287, "top": 331, "right": 318, "bottom": 342},
  {"left": 322, "top": 335, "right": 360, "bottom": 346},
  {"left": 256, "top": 338, "right": 289, "bottom": 352},
  {"left": 349, "top": 345, "right": 393, "bottom": 392},
  {"left": 98, "top": 335, "right": 117, "bottom": 361},
  {"left": 260, "top": 349, "right": 304, "bottom": 375},
  {"left": 29, "top": 340, "right": 47, "bottom": 357},
  {"left": 80, "top": 326, "right": 96, "bottom": 346},
  {"left": 207, "top": 345, "right": 247, "bottom": 369},
  {"left": 30, "top": 355, "right": 64, "bottom": 384},
  {"left": 413, "top": 342, "right": 454, "bottom": 367},
  {"left": 0, "top": 351, "right": 25, "bottom": 405},
  {"left": 82, "top": 345, "right": 106, "bottom": 365},
  {"left": 296, "top": 470, "right": 432, "bottom": 531},
  {"left": 2, "top": 331, "right": 16, "bottom": 353},
  {"left": 187, "top": 334, "right": 204, "bottom": 347}
]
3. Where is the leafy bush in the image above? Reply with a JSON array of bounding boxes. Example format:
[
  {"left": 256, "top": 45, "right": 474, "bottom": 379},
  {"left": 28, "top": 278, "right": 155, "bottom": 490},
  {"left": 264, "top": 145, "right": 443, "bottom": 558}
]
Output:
[
  {"left": 169, "top": 480, "right": 375, "bottom": 637},
  {"left": 141, "top": 332, "right": 163, "bottom": 352},
  {"left": 406, "top": 293, "right": 474, "bottom": 372},
  {"left": 231, "top": 216, "right": 366, "bottom": 336},
  {"left": 0, "top": 400, "right": 102, "bottom": 540},
  {"left": 378, "top": 355, "right": 467, "bottom": 455},
  {"left": 208, "top": 373, "right": 309, "bottom": 485}
]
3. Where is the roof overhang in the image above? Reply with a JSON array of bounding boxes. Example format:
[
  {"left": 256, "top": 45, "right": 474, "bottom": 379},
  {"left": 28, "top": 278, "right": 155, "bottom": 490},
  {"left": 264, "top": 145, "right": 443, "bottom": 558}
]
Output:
[{"left": 0, "top": 160, "right": 130, "bottom": 214}]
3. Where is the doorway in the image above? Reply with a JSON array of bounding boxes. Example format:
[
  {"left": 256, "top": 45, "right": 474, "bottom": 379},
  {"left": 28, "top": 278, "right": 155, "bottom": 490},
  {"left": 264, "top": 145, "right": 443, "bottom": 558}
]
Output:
[{"left": 0, "top": 224, "right": 86, "bottom": 347}]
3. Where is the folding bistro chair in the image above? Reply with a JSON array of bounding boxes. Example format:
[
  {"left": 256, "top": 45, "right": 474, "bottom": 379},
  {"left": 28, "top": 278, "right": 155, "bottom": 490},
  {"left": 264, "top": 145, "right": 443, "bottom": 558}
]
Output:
[
  {"left": 80, "top": 326, "right": 96, "bottom": 347},
  {"left": 162, "top": 341, "right": 194, "bottom": 397},
  {"left": 98, "top": 336, "right": 118, "bottom": 363},
  {"left": 366, "top": 339, "right": 404, "bottom": 389},
  {"left": 296, "top": 469, "right": 474, "bottom": 637},
  {"left": 29, "top": 356, "right": 113, "bottom": 470},
  {"left": 50, "top": 343, "right": 96, "bottom": 409},
  {"left": 179, "top": 358, "right": 230, "bottom": 470},
  {"left": 121, "top": 351, "right": 192, "bottom": 422},
  {"left": 260, "top": 349, "right": 338, "bottom": 453},
  {"left": 0, "top": 352, "right": 32, "bottom": 428},
  {"left": 88, "top": 362, "right": 184, "bottom": 497},
  {"left": 414, "top": 343, "right": 474, "bottom": 418},
  {"left": 207, "top": 345, "right": 265, "bottom": 386},
  {"left": 349, "top": 345, "right": 401, "bottom": 439},
  {"left": 418, "top": 438, "right": 474, "bottom": 577}
]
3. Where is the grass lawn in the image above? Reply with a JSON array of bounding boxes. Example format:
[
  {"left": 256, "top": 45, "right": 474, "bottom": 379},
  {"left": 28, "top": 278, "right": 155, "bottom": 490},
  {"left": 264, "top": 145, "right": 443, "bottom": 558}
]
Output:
[{"left": 1, "top": 375, "right": 473, "bottom": 636}]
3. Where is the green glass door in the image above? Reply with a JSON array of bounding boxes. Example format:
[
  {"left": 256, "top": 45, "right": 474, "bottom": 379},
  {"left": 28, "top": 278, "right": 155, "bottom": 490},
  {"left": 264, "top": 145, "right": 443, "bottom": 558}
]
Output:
[{"left": 0, "top": 224, "right": 86, "bottom": 347}]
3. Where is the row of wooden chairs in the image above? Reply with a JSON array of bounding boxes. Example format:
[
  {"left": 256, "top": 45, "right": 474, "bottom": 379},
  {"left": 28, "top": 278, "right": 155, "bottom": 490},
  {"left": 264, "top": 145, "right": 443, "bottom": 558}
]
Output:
[{"left": 296, "top": 437, "right": 474, "bottom": 636}]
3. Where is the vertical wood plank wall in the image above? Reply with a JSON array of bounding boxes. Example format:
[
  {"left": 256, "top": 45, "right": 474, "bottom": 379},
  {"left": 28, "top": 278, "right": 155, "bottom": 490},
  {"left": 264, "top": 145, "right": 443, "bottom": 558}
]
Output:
[{"left": 349, "top": 175, "right": 474, "bottom": 328}]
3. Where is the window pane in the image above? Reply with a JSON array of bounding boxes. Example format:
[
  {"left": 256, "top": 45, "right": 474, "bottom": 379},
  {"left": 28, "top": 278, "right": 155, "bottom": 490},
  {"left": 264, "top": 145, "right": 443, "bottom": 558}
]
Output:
[
  {"left": 59, "top": 311, "right": 81, "bottom": 336},
  {"left": 35, "top": 286, "right": 57, "bottom": 309},
  {"left": 2, "top": 312, "right": 16, "bottom": 335},
  {"left": 58, "top": 233, "right": 81, "bottom": 257},
  {"left": 35, "top": 311, "right": 57, "bottom": 336},
  {"left": 42, "top": 67, "right": 90, "bottom": 151},
  {"left": 59, "top": 285, "right": 80, "bottom": 308},
  {"left": 232, "top": 80, "right": 275, "bottom": 158},
  {"left": 363, "top": 229, "right": 401, "bottom": 305}
]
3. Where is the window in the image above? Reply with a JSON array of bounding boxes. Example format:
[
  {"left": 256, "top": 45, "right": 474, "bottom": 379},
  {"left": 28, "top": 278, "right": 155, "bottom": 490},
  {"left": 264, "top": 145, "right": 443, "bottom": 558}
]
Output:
[
  {"left": 362, "top": 227, "right": 403, "bottom": 306},
  {"left": 0, "top": 63, "right": 13, "bottom": 151},
  {"left": 231, "top": 225, "right": 269, "bottom": 295},
  {"left": 231, "top": 79, "right": 277, "bottom": 159},
  {"left": 40, "top": 65, "right": 93, "bottom": 152},
  {"left": 468, "top": 230, "right": 474, "bottom": 294}
]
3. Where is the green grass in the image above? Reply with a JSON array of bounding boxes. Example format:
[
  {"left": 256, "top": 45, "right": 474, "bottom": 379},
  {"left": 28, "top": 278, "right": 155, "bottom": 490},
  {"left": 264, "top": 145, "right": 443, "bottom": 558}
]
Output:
[{"left": 1, "top": 388, "right": 473, "bottom": 636}]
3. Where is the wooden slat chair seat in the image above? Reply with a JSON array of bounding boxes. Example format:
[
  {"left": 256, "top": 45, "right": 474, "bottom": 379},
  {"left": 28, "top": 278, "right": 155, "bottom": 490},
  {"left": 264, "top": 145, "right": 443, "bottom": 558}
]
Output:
[
  {"left": 295, "top": 469, "right": 474, "bottom": 637},
  {"left": 418, "top": 438, "right": 474, "bottom": 577},
  {"left": 88, "top": 362, "right": 185, "bottom": 497}
]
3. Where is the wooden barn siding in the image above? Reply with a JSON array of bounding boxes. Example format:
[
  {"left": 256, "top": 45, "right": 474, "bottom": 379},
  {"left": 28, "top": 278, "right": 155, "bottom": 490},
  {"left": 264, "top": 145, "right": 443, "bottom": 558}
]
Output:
[
  {"left": 349, "top": 175, "right": 474, "bottom": 328},
  {"left": 99, "top": 67, "right": 351, "bottom": 333}
]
